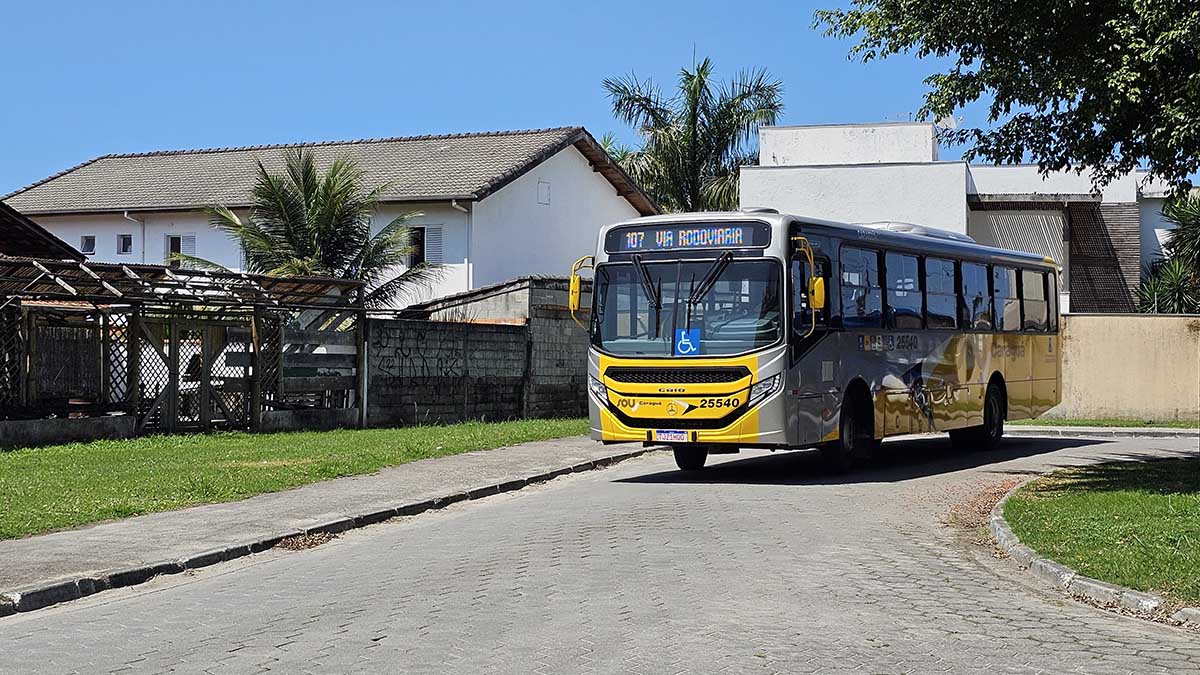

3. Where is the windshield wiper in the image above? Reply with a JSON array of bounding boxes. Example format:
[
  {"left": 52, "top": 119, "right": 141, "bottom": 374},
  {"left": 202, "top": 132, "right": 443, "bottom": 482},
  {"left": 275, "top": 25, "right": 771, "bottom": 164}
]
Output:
[
  {"left": 684, "top": 252, "right": 733, "bottom": 331},
  {"left": 631, "top": 254, "right": 665, "bottom": 338}
]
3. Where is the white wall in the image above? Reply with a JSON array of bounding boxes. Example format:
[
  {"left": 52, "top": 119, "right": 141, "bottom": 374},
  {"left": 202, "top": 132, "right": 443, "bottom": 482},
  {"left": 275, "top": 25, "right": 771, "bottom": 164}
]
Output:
[
  {"left": 369, "top": 202, "right": 470, "bottom": 306},
  {"left": 471, "top": 145, "right": 641, "bottom": 288},
  {"left": 740, "top": 162, "right": 970, "bottom": 233},
  {"left": 966, "top": 165, "right": 1140, "bottom": 203},
  {"left": 1138, "top": 196, "right": 1174, "bottom": 268},
  {"left": 34, "top": 211, "right": 244, "bottom": 269},
  {"left": 759, "top": 123, "right": 939, "bottom": 167}
]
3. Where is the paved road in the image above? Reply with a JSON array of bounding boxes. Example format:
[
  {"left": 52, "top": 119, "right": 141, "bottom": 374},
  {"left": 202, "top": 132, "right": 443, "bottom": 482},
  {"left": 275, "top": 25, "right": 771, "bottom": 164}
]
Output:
[{"left": 2, "top": 436, "right": 1198, "bottom": 674}]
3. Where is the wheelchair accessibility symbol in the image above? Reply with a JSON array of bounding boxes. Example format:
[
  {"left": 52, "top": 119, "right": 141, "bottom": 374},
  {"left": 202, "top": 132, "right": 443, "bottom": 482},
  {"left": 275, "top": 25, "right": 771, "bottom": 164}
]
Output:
[{"left": 674, "top": 328, "right": 700, "bottom": 356}]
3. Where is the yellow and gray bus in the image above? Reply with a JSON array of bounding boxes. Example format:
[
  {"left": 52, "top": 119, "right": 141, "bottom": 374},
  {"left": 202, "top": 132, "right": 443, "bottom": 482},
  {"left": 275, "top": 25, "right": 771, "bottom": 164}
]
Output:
[{"left": 568, "top": 209, "right": 1061, "bottom": 472}]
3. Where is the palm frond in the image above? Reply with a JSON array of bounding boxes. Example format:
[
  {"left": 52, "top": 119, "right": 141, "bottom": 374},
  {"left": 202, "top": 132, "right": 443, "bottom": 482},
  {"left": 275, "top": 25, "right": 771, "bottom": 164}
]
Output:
[{"left": 363, "top": 263, "right": 447, "bottom": 309}]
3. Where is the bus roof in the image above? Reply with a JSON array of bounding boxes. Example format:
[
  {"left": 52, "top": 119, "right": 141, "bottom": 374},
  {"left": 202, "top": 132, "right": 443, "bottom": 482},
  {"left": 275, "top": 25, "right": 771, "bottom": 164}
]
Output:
[{"left": 602, "top": 211, "right": 1059, "bottom": 269}]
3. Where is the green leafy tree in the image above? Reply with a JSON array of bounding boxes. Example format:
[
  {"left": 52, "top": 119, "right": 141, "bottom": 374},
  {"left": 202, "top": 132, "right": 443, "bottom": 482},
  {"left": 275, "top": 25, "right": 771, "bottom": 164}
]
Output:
[
  {"left": 815, "top": 1, "right": 1200, "bottom": 192},
  {"left": 199, "top": 148, "right": 441, "bottom": 308},
  {"left": 603, "top": 58, "right": 784, "bottom": 212}
]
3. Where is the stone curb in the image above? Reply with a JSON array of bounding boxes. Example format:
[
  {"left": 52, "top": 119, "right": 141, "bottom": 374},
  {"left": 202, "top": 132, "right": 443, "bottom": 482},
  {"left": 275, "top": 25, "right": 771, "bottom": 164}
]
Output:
[
  {"left": 0, "top": 446, "right": 658, "bottom": 617},
  {"left": 1005, "top": 427, "right": 1199, "bottom": 439},
  {"left": 990, "top": 477, "right": 1200, "bottom": 628}
]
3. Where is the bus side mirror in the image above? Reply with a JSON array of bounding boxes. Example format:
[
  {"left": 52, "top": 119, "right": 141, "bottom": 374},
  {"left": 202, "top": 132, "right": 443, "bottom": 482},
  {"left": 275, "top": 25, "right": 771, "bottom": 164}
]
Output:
[
  {"left": 809, "top": 277, "right": 826, "bottom": 310},
  {"left": 568, "top": 275, "right": 582, "bottom": 312}
]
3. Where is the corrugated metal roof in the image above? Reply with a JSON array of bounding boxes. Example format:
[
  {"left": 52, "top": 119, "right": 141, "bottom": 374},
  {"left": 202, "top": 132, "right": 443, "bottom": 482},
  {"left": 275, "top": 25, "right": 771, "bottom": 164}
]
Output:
[{"left": 4, "top": 127, "right": 657, "bottom": 216}]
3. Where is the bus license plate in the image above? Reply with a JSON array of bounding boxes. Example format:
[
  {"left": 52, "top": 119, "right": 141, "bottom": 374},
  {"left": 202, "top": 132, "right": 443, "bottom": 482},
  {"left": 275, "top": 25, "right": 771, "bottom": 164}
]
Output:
[{"left": 654, "top": 429, "right": 688, "bottom": 442}]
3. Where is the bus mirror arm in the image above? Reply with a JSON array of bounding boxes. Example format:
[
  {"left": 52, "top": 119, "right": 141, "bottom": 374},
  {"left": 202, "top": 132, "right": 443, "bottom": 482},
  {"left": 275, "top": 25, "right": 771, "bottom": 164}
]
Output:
[
  {"left": 792, "top": 236, "right": 819, "bottom": 339},
  {"left": 568, "top": 255, "right": 594, "bottom": 330}
]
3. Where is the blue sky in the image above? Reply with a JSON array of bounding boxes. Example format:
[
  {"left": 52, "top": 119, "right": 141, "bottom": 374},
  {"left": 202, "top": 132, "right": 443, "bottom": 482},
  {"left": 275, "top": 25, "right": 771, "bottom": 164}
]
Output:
[{"left": 0, "top": 0, "right": 982, "bottom": 195}]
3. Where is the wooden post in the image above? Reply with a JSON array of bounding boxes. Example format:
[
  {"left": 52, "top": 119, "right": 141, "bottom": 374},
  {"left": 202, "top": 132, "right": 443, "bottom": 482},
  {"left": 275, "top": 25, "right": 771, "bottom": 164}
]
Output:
[
  {"left": 250, "top": 306, "right": 263, "bottom": 431},
  {"left": 128, "top": 305, "right": 142, "bottom": 417},
  {"left": 356, "top": 306, "right": 368, "bottom": 429},
  {"left": 99, "top": 311, "right": 110, "bottom": 408},
  {"left": 166, "top": 317, "right": 179, "bottom": 433},
  {"left": 17, "top": 306, "right": 28, "bottom": 410},
  {"left": 22, "top": 310, "right": 35, "bottom": 408},
  {"left": 199, "top": 325, "right": 212, "bottom": 430}
]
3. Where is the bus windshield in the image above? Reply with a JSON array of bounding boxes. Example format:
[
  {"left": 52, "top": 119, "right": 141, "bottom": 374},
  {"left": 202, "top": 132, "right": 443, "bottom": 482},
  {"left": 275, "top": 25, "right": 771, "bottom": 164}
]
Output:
[{"left": 592, "top": 259, "right": 783, "bottom": 356}]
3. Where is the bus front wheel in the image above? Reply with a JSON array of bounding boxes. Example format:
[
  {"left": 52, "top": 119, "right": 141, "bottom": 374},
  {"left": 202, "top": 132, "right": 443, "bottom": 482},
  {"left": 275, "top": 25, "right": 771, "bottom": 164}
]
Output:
[
  {"left": 821, "top": 397, "right": 874, "bottom": 473},
  {"left": 673, "top": 445, "right": 708, "bottom": 472}
]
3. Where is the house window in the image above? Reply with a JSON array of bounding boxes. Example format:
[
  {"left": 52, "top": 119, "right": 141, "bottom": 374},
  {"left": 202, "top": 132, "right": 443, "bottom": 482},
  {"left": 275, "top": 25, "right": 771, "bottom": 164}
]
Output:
[
  {"left": 407, "top": 227, "right": 425, "bottom": 267},
  {"left": 117, "top": 234, "right": 133, "bottom": 255},
  {"left": 406, "top": 226, "right": 443, "bottom": 266},
  {"left": 80, "top": 235, "right": 96, "bottom": 255},
  {"left": 166, "top": 234, "right": 196, "bottom": 268}
]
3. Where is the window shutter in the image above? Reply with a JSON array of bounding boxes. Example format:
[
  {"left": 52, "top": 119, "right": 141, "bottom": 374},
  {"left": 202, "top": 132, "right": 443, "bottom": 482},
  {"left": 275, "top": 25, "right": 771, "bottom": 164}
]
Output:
[
  {"left": 181, "top": 235, "right": 196, "bottom": 256},
  {"left": 424, "top": 227, "right": 443, "bottom": 263}
]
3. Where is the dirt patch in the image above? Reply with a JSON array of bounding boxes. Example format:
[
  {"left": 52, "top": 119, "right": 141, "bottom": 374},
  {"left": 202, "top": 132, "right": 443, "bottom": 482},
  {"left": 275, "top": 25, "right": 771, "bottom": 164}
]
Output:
[
  {"left": 275, "top": 532, "right": 337, "bottom": 551},
  {"left": 947, "top": 477, "right": 1023, "bottom": 531},
  {"left": 220, "top": 458, "right": 318, "bottom": 468}
]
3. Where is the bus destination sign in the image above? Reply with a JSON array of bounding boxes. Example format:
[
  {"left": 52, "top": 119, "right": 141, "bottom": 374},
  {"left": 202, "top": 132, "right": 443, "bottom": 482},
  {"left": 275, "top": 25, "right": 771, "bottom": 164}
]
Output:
[{"left": 605, "top": 221, "right": 771, "bottom": 254}]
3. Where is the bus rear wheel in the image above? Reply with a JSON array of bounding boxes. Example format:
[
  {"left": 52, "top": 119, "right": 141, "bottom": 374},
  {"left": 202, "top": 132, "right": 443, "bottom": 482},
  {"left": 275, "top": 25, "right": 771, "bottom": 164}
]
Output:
[
  {"left": 673, "top": 445, "right": 708, "bottom": 472},
  {"left": 950, "top": 382, "right": 1005, "bottom": 451}
]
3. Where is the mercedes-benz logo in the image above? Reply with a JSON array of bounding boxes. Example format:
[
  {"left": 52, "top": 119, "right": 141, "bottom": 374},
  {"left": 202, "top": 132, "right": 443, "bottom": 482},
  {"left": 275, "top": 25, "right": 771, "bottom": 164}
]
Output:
[{"left": 667, "top": 403, "right": 678, "bottom": 416}]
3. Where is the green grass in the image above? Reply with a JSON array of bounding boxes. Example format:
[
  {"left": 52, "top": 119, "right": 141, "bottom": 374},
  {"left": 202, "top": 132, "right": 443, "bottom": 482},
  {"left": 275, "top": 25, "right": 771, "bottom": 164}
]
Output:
[
  {"left": 1009, "top": 417, "right": 1199, "bottom": 428},
  {"left": 0, "top": 418, "right": 588, "bottom": 540},
  {"left": 1005, "top": 459, "right": 1200, "bottom": 606}
]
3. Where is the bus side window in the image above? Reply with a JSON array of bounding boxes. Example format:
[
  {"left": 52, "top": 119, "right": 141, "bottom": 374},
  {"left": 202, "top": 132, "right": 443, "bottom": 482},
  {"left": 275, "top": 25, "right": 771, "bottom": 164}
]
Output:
[
  {"left": 993, "top": 266, "right": 1020, "bottom": 332},
  {"left": 884, "top": 251, "right": 922, "bottom": 329},
  {"left": 791, "top": 257, "right": 828, "bottom": 329},
  {"left": 1021, "top": 269, "right": 1049, "bottom": 332},
  {"left": 924, "top": 257, "right": 957, "bottom": 329},
  {"left": 840, "top": 247, "right": 883, "bottom": 328},
  {"left": 960, "top": 262, "right": 992, "bottom": 330}
]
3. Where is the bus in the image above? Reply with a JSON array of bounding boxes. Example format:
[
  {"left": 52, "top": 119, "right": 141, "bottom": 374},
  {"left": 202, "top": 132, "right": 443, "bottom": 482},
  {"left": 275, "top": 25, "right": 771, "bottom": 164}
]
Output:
[{"left": 568, "top": 209, "right": 1061, "bottom": 472}]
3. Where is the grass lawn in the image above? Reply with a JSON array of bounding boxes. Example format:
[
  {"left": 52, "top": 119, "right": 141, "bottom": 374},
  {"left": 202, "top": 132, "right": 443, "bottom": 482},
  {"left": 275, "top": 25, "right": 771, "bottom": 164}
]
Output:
[
  {"left": 0, "top": 418, "right": 588, "bottom": 540},
  {"left": 1009, "top": 417, "right": 1199, "bottom": 428},
  {"left": 1004, "top": 458, "right": 1200, "bottom": 606}
]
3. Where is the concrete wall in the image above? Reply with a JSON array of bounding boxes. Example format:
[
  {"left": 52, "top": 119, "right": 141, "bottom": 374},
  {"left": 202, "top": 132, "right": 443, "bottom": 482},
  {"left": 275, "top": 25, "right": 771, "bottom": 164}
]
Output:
[
  {"left": 0, "top": 415, "right": 136, "bottom": 449},
  {"left": 740, "top": 162, "right": 970, "bottom": 233},
  {"left": 1052, "top": 314, "right": 1200, "bottom": 420},
  {"left": 471, "top": 145, "right": 640, "bottom": 289},
  {"left": 759, "top": 123, "right": 939, "bottom": 166}
]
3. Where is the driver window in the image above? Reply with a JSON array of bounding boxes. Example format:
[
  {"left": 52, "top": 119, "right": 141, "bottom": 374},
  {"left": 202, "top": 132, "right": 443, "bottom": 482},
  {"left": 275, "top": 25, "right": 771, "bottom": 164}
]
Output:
[{"left": 791, "top": 257, "right": 828, "bottom": 331}]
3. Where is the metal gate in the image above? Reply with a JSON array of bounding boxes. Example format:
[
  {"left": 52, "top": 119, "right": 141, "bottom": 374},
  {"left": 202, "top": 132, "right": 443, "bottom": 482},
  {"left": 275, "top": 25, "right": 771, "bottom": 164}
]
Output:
[{"left": 136, "top": 316, "right": 254, "bottom": 433}]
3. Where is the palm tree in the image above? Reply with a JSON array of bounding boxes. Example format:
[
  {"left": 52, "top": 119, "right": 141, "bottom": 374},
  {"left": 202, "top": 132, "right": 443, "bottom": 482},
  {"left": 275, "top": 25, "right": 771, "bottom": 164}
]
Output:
[
  {"left": 1162, "top": 191, "right": 1200, "bottom": 276},
  {"left": 1137, "top": 258, "right": 1200, "bottom": 314},
  {"left": 200, "top": 148, "right": 441, "bottom": 308},
  {"left": 603, "top": 58, "right": 783, "bottom": 212}
]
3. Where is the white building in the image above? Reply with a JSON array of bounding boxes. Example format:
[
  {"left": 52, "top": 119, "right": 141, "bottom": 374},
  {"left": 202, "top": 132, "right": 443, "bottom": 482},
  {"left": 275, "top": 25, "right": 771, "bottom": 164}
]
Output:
[
  {"left": 2, "top": 127, "right": 656, "bottom": 305},
  {"left": 741, "top": 122, "right": 1176, "bottom": 313}
]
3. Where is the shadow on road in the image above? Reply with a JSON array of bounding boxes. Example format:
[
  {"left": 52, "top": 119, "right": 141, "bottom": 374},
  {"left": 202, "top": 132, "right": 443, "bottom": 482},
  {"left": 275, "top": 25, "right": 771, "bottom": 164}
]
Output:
[{"left": 618, "top": 436, "right": 1132, "bottom": 486}]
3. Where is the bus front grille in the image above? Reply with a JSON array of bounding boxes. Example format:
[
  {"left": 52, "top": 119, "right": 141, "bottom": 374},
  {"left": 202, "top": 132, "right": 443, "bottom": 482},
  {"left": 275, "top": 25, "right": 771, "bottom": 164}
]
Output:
[{"left": 605, "top": 366, "right": 750, "bottom": 385}]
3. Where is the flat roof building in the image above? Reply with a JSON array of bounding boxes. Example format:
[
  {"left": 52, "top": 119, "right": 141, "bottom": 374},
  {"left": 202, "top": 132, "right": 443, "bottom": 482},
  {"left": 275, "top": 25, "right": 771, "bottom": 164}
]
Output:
[{"left": 740, "top": 122, "right": 1175, "bottom": 313}]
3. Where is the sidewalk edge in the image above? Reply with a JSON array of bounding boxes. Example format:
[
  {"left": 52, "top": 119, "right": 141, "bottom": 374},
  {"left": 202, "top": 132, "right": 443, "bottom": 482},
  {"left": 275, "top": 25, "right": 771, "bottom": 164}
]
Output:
[
  {"left": 989, "top": 475, "right": 1200, "bottom": 629},
  {"left": 0, "top": 446, "right": 659, "bottom": 617}
]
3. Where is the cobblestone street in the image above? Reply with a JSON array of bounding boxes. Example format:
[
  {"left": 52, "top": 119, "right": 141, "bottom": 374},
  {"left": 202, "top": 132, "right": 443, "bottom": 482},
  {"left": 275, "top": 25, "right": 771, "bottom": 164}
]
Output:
[{"left": 1, "top": 436, "right": 1197, "bottom": 674}]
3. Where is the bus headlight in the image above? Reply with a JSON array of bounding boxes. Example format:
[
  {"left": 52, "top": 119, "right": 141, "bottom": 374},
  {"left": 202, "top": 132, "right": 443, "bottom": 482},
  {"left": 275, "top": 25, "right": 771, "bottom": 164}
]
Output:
[
  {"left": 747, "top": 374, "right": 782, "bottom": 407},
  {"left": 588, "top": 375, "right": 608, "bottom": 401}
]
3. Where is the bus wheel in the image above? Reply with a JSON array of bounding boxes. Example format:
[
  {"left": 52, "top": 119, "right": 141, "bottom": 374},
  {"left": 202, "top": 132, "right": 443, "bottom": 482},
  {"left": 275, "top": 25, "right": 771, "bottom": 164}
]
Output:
[
  {"left": 822, "top": 400, "right": 870, "bottom": 473},
  {"left": 950, "top": 383, "right": 1005, "bottom": 451},
  {"left": 673, "top": 445, "right": 708, "bottom": 472}
]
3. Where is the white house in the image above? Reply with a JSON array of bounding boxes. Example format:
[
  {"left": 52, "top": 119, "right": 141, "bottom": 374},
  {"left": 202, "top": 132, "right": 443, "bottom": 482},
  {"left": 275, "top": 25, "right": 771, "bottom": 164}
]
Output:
[
  {"left": 2, "top": 127, "right": 656, "bottom": 305},
  {"left": 741, "top": 122, "right": 1176, "bottom": 313}
]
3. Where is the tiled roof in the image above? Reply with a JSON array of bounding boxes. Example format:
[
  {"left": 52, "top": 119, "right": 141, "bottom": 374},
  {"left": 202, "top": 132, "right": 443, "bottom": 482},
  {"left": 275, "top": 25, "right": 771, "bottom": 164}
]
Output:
[
  {"left": 0, "top": 201, "right": 83, "bottom": 260},
  {"left": 4, "top": 127, "right": 657, "bottom": 216}
]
